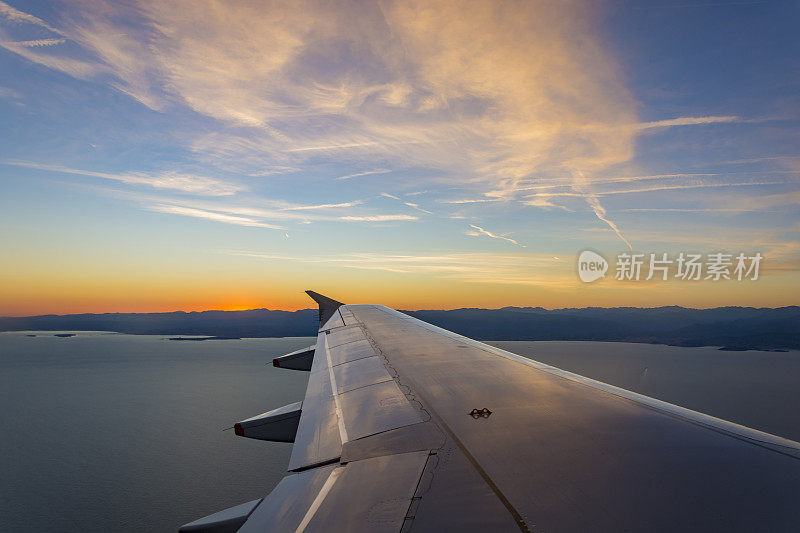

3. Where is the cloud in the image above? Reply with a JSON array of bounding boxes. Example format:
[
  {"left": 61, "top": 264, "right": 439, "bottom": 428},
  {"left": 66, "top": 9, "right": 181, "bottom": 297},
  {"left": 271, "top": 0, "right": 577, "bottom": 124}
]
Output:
[
  {"left": 334, "top": 169, "right": 391, "bottom": 180},
  {"left": 339, "top": 215, "right": 418, "bottom": 222},
  {"left": 632, "top": 115, "right": 741, "bottom": 130},
  {"left": 524, "top": 196, "right": 570, "bottom": 211},
  {"left": 282, "top": 201, "right": 362, "bottom": 211},
  {"left": 598, "top": 182, "right": 781, "bottom": 195},
  {"left": 86, "top": 186, "right": 424, "bottom": 228},
  {"left": 580, "top": 192, "right": 632, "bottom": 251},
  {"left": 148, "top": 204, "right": 285, "bottom": 229},
  {"left": 467, "top": 224, "right": 524, "bottom": 247},
  {"left": 522, "top": 179, "right": 784, "bottom": 199},
  {"left": 7, "top": 38, "right": 66, "bottom": 47},
  {"left": 4, "top": 160, "right": 244, "bottom": 196},
  {"left": 404, "top": 201, "right": 432, "bottom": 214},
  {"left": 2, "top": 1, "right": 638, "bottom": 200},
  {"left": 0, "top": 1, "right": 63, "bottom": 34},
  {"left": 620, "top": 208, "right": 758, "bottom": 213},
  {"left": 438, "top": 198, "right": 503, "bottom": 204},
  {"left": 712, "top": 156, "right": 800, "bottom": 166},
  {"left": 569, "top": 170, "right": 632, "bottom": 251},
  {"left": 512, "top": 174, "right": 720, "bottom": 193},
  {"left": 3, "top": 1, "right": 782, "bottom": 255},
  {"left": 250, "top": 166, "right": 300, "bottom": 176},
  {"left": 0, "top": 36, "right": 98, "bottom": 78},
  {"left": 229, "top": 250, "right": 568, "bottom": 286},
  {"left": 722, "top": 190, "right": 800, "bottom": 211},
  {"left": 381, "top": 192, "right": 433, "bottom": 215},
  {"left": 0, "top": 86, "right": 20, "bottom": 99}
]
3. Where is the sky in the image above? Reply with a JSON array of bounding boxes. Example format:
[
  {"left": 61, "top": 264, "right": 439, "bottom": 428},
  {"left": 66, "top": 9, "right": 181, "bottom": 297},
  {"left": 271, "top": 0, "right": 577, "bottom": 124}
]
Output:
[{"left": 0, "top": 0, "right": 798, "bottom": 315}]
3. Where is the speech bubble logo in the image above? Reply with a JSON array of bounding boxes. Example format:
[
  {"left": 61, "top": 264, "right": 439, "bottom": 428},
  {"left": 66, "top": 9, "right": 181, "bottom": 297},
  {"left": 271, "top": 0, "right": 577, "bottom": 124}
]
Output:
[{"left": 577, "top": 250, "right": 608, "bottom": 283}]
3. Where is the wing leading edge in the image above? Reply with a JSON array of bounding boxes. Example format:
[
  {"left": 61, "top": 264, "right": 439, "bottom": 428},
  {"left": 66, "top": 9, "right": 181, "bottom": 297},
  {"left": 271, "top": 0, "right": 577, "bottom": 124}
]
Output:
[{"left": 181, "top": 293, "right": 800, "bottom": 532}]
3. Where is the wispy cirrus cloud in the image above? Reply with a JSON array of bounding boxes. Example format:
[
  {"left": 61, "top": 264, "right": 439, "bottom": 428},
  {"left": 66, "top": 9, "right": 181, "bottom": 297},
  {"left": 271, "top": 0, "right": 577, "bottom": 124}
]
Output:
[
  {"left": 282, "top": 201, "right": 363, "bottom": 211},
  {"left": 0, "top": 1, "right": 640, "bottom": 242},
  {"left": 523, "top": 196, "right": 571, "bottom": 211},
  {"left": 720, "top": 190, "right": 800, "bottom": 211},
  {"left": 467, "top": 224, "right": 524, "bottom": 247},
  {"left": 339, "top": 215, "right": 418, "bottom": 222},
  {"left": 7, "top": 38, "right": 65, "bottom": 47},
  {"left": 4, "top": 160, "right": 244, "bottom": 196},
  {"left": 519, "top": 175, "right": 786, "bottom": 247},
  {"left": 228, "top": 250, "right": 568, "bottom": 286},
  {"left": 0, "top": 85, "right": 19, "bottom": 99},
  {"left": 0, "top": 36, "right": 97, "bottom": 78},
  {"left": 381, "top": 192, "right": 434, "bottom": 215},
  {"left": 1, "top": 0, "right": 794, "bottom": 258},
  {"left": 568, "top": 170, "right": 633, "bottom": 251},
  {"left": 633, "top": 115, "right": 742, "bottom": 130},
  {"left": 710, "top": 156, "right": 800, "bottom": 166},
  {"left": 522, "top": 180, "right": 782, "bottom": 200},
  {"left": 438, "top": 198, "right": 504, "bottom": 205},
  {"left": 0, "top": 1, "right": 62, "bottom": 34},
  {"left": 147, "top": 204, "right": 285, "bottom": 229},
  {"left": 85, "top": 187, "right": 418, "bottom": 228},
  {"left": 404, "top": 201, "right": 432, "bottom": 214},
  {"left": 620, "top": 208, "right": 759, "bottom": 213},
  {"left": 510, "top": 174, "right": 721, "bottom": 193},
  {"left": 334, "top": 169, "right": 391, "bottom": 180}
]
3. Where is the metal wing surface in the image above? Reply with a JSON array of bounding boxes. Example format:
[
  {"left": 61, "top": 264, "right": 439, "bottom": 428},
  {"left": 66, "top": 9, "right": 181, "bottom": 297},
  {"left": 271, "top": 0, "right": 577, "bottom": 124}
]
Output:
[{"left": 180, "top": 292, "right": 800, "bottom": 532}]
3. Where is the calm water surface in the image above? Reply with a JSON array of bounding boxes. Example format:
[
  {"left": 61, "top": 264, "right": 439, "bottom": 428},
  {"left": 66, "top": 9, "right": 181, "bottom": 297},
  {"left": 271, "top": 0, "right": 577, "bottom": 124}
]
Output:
[{"left": 1, "top": 332, "right": 798, "bottom": 532}]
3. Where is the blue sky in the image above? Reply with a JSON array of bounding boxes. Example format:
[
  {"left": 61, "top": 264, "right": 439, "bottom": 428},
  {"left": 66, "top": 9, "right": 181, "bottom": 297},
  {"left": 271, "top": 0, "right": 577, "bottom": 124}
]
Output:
[{"left": 0, "top": 0, "right": 798, "bottom": 314}]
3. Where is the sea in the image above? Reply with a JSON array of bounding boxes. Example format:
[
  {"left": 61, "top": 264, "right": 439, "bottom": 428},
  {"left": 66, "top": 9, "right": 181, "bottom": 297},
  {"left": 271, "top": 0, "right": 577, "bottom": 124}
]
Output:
[{"left": 1, "top": 331, "right": 798, "bottom": 532}]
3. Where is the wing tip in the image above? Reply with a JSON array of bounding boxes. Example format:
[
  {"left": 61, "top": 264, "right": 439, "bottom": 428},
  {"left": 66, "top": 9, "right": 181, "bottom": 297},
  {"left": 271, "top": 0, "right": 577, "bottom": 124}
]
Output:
[{"left": 305, "top": 290, "right": 345, "bottom": 326}]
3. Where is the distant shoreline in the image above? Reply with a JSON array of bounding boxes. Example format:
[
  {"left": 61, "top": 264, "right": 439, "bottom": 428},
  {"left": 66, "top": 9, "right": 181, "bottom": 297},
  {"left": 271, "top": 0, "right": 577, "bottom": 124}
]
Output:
[
  {"left": 1, "top": 305, "right": 797, "bottom": 352},
  {"left": 167, "top": 336, "right": 241, "bottom": 341}
]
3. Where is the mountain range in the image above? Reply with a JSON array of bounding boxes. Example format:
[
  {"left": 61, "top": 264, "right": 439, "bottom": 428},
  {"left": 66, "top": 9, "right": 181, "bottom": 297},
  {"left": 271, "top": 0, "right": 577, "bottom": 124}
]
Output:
[{"left": 1, "top": 306, "right": 797, "bottom": 351}]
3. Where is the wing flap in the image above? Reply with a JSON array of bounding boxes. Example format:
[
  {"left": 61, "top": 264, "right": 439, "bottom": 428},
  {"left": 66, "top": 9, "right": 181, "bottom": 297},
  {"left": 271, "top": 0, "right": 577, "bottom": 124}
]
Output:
[
  {"left": 338, "top": 379, "right": 423, "bottom": 441},
  {"left": 178, "top": 499, "right": 261, "bottom": 533},
  {"left": 301, "top": 450, "right": 429, "bottom": 533},
  {"left": 237, "top": 464, "right": 337, "bottom": 532},
  {"left": 326, "top": 325, "right": 368, "bottom": 347},
  {"left": 328, "top": 338, "right": 375, "bottom": 366},
  {"left": 332, "top": 355, "right": 393, "bottom": 394}
]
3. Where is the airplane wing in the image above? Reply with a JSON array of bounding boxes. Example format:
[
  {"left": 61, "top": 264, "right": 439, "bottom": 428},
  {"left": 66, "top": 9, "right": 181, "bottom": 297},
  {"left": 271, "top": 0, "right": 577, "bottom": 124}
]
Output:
[{"left": 180, "top": 291, "right": 800, "bottom": 532}]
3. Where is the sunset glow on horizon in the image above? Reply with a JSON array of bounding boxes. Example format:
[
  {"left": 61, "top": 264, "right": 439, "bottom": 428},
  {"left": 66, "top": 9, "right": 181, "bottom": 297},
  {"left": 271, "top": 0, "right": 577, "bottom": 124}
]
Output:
[{"left": 1, "top": 1, "right": 798, "bottom": 316}]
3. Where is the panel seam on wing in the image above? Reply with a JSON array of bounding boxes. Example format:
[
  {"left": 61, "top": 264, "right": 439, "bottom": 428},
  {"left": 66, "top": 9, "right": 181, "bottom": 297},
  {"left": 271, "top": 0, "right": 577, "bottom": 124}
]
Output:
[{"left": 322, "top": 333, "right": 350, "bottom": 443}]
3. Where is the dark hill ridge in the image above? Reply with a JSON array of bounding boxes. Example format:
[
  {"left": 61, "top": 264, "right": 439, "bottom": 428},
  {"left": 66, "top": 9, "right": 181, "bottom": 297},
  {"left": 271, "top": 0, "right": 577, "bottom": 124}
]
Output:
[
  {"left": 0, "top": 309, "right": 319, "bottom": 338},
  {"left": 1, "top": 306, "right": 797, "bottom": 351},
  {"left": 404, "top": 306, "right": 800, "bottom": 351}
]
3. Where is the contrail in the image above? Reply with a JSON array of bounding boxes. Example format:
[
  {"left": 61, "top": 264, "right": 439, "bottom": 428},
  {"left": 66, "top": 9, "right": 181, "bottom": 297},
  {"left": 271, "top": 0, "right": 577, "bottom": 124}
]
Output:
[{"left": 572, "top": 171, "right": 632, "bottom": 251}]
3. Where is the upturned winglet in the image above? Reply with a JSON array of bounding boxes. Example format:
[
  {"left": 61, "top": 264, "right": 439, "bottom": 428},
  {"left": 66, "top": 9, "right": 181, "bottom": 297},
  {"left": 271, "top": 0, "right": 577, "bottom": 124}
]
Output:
[{"left": 305, "top": 290, "right": 345, "bottom": 327}]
